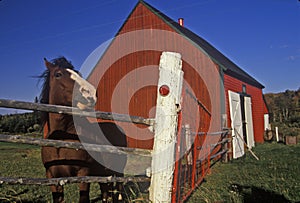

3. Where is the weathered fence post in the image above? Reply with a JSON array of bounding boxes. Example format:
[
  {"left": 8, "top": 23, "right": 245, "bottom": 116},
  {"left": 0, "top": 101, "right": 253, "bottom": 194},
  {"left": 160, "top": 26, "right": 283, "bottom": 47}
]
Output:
[
  {"left": 275, "top": 126, "right": 279, "bottom": 142},
  {"left": 149, "top": 52, "right": 183, "bottom": 203}
]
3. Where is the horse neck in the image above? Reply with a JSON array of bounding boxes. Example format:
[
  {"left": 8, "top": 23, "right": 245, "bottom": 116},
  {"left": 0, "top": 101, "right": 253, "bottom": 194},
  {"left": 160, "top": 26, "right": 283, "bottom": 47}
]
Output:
[
  {"left": 46, "top": 84, "right": 77, "bottom": 137},
  {"left": 47, "top": 112, "right": 77, "bottom": 137}
]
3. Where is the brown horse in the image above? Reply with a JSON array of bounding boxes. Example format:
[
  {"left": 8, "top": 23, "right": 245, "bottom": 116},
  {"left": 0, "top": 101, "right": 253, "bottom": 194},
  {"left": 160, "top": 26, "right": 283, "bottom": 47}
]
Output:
[{"left": 39, "top": 57, "right": 127, "bottom": 203}]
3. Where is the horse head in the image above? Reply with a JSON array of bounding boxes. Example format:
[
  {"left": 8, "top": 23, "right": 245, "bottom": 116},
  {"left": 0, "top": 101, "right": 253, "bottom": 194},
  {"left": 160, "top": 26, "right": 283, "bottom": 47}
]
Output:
[{"left": 44, "top": 57, "right": 97, "bottom": 109}]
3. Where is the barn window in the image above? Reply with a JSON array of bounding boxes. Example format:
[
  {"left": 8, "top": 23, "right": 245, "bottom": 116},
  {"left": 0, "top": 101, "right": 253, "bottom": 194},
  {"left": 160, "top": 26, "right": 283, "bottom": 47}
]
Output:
[{"left": 242, "top": 84, "right": 247, "bottom": 94}]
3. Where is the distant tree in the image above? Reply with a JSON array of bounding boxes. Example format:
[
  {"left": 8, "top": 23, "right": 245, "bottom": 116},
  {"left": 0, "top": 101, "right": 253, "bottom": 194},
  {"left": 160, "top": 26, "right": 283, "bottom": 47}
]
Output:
[
  {"left": 264, "top": 89, "right": 300, "bottom": 136},
  {"left": 0, "top": 111, "right": 41, "bottom": 134}
]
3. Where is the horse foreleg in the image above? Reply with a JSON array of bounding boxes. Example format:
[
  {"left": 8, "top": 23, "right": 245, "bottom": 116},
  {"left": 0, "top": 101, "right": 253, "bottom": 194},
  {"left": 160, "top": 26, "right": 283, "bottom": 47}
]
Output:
[
  {"left": 114, "top": 182, "right": 124, "bottom": 202},
  {"left": 51, "top": 185, "right": 64, "bottom": 203},
  {"left": 46, "top": 170, "right": 64, "bottom": 203},
  {"left": 77, "top": 167, "right": 90, "bottom": 203},
  {"left": 100, "top": 183, "right": 111, "bottom": 203},
  {"left": 100, "top": 182, "right": 124, "bottom": 203},
  {"left": 78, "top": 182, "right": 90, "bottom": 203}
]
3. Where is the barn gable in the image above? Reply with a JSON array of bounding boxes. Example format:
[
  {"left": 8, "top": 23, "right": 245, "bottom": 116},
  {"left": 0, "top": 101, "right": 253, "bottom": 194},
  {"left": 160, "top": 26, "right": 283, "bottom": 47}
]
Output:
[
  {"left": 87, "top": 1, "right": 267, "bottom": 148},
  {"left": 88, "top": 1, "right": 264, "bottom": 90}
]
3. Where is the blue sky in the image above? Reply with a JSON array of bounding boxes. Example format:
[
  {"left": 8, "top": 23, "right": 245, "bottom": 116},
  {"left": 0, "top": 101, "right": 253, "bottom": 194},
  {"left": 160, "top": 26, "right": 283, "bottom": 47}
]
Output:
[{"left": 0, "top": 0, "right": 299, "bottom": 114}]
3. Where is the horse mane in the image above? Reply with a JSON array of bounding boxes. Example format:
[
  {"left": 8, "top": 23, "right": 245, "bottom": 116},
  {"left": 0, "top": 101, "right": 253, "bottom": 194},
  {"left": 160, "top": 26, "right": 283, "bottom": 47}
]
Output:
[{"left": 37, "top": 56, "right": 75, "bottom": 126}]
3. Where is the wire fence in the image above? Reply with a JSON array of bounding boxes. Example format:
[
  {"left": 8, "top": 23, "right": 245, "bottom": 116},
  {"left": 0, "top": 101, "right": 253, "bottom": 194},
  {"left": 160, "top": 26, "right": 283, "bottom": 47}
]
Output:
[{"left": 171, "top": 87, "right": 231, "bottom": 203}]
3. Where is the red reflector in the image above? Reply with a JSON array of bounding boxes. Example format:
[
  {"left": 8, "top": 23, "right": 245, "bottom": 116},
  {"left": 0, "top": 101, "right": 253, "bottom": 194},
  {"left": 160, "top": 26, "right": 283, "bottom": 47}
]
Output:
[{"left": 159, "top": 85, "right": 170, "bottom": 96}]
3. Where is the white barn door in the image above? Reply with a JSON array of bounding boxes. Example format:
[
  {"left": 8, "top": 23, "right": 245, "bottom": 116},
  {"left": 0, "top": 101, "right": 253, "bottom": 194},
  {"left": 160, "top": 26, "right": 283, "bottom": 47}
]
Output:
[
  {"left": 228, "top": 91, "right": 245, "bottom": 159},
  {"left": 244, "top": 96, "right": 255, "bottom": 149}
]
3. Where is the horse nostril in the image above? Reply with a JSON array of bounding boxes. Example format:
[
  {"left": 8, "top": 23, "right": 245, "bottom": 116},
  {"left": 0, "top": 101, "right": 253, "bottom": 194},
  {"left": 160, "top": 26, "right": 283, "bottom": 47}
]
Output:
[
  {"left": 81, "top": 88, "right": 90, "bottom": 94},
  {"left": 87, "top": 97, "right": 95, "bottom": 104}
]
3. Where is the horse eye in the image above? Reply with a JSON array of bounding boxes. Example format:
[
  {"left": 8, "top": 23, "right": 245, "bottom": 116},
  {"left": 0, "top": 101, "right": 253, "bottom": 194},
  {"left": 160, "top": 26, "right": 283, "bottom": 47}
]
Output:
[{"left": 54, "top": 71, "right": 63, "bottom": 78}]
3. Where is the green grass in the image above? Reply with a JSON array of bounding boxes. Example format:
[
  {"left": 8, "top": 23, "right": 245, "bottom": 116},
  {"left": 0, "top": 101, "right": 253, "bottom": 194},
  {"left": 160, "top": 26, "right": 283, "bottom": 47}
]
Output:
[
  {"left": 0, "top": 142, "right": 105, "bottom": 202},
  {"left": 0, "top": 142, "right": 299, "bottom": 202},
  {"left": 0, "top": 142, "right": 50, "bottom": 202},
  {"left": 187, "top": 143, "right": 300, "bottom": 203},
  {"left": 0, "top": 143, "right": 102, "bottom": 202}
]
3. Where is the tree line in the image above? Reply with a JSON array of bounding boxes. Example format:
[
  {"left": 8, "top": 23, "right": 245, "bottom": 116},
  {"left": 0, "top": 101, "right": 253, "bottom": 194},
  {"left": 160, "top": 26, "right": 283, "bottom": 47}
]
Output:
[
  {"left": 264, "top": 88, "right": 300, "bottom": 136},
  {"left": 0, "top": 111, "right": 41, "bottom": 135}
]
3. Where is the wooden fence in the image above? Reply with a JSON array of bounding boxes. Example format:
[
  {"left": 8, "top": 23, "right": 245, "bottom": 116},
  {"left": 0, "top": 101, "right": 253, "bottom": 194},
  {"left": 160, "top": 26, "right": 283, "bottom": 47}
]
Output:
[
  {"left": 0, "top": 99, "right": 154, "bottom": 126},
  {"left": 0, "top": 100, "right": 230, "bottom": 201},
  {"left": 0, "top": 176, "right": 150, "bottom": 186},
  {"left": 0, "top": 99, "right": 153, "bottom": 187},
  {"left": 0, "top": 134, "right": 151, "bottom": 157}
]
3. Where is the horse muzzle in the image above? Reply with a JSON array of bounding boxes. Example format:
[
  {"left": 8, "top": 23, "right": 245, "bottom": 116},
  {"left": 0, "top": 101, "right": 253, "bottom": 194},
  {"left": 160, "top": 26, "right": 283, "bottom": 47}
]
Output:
[
  {"left": 67, "top": 68, "right": 97, "bottom": 109},
  {"left": 73, "top": 92, "right": 97, "bottom": 110}
]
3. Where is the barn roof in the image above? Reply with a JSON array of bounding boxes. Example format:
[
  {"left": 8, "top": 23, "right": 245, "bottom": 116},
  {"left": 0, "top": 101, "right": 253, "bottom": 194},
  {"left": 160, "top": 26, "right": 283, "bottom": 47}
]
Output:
[{"left": 126, "top": 1, "right": 264, "bottom": 89}]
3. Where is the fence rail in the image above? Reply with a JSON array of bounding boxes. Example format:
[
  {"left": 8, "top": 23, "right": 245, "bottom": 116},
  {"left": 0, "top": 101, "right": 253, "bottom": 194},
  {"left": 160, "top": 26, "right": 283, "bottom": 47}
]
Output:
[
  {"left": 0, "top": 99, "right": 154, "bottom": 126},
  {"left": 0, "top": 176, "right": 150, "bottom": 186},
  {"left": 0, "top": 134, "right": 152, "bottom": 157}
]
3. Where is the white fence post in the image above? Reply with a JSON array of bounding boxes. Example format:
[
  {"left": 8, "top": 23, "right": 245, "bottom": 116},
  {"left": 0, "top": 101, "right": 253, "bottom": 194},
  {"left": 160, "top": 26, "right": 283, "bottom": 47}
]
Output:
[
  {"left": 149, "top": 52, "right": 184, "bottom": 203},
  {"left": 275, "top": 126, "right": 279, "bottom": 142}
]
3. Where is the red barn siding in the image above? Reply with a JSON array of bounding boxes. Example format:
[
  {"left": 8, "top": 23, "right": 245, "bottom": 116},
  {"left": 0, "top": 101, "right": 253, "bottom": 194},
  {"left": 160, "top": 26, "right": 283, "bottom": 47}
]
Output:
[
  {"left": 119, "top": 3, "right": 174, "bottom": 34},
  {"left": 87, "top": 3, "right": 223, "bottom": 149},
  {"left": 263, "top": 97, "right": 269, "bottom": 114},
  {"left": 224, "top": 74, "right": 265, "bottom": 143}
]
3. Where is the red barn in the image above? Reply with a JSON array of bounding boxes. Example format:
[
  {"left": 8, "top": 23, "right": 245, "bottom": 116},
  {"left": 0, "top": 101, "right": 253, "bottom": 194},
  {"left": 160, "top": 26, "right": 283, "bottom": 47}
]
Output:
[{"left": 87, "top": 1, "right": 268, "bottom": 159}]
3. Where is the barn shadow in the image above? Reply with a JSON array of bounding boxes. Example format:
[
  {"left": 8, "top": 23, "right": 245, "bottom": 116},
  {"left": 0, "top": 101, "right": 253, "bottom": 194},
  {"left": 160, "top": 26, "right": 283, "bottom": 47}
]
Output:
[{"left": 231, "top": 184, "right": 291, "bottom": 203}]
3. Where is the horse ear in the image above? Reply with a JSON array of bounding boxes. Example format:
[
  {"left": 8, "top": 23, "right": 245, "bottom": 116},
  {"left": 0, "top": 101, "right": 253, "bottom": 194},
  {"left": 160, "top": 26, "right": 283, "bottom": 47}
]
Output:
[{"left": 44, "top": 58, "right": 54, "bottom": 70}]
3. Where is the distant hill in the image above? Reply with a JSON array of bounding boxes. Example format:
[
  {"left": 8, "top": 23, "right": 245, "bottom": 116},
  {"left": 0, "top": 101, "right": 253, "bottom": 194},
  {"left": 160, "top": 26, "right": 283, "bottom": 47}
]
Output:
[
  {"left": 264, "top": 88, "right": 300, "bottom": 136},
  {"left": 0, "top": 112, "right": 41, "bottom": 135}
]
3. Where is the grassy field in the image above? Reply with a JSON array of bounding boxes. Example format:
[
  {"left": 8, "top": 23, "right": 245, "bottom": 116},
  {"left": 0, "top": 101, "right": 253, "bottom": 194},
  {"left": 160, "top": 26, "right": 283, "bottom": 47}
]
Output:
[
  {"left": 187, "top": 142, "right": 300, "bottom": 203},
  {"left": 0, "top": 142, "right": 299, "bottom": 202},
  {"left": 0, "top": 142, "right": 107, "bottom": 202}
]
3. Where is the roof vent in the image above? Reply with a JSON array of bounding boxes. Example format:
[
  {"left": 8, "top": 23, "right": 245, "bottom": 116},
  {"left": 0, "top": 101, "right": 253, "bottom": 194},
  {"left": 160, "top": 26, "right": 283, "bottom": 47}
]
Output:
[{"left": 178, "top": 18, "right": 184, "bottom": 27}]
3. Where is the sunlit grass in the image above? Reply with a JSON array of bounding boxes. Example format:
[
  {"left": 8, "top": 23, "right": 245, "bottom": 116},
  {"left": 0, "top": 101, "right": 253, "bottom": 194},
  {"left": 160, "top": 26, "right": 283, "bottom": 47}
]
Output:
[{"left": 187, "top": 143, "right": 300, "bottom": 203}]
